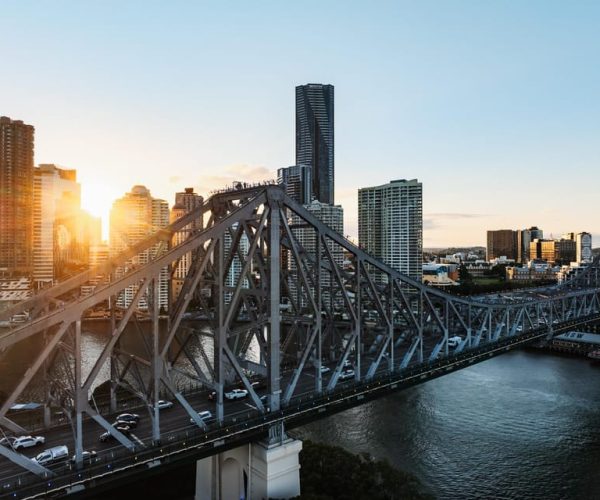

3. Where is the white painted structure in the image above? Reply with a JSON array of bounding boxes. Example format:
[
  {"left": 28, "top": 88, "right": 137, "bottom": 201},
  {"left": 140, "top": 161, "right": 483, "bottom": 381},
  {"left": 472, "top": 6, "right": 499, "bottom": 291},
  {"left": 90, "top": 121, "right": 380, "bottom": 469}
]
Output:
[{"left": 195, "top": 437, "right": 302, "bottom": 500}]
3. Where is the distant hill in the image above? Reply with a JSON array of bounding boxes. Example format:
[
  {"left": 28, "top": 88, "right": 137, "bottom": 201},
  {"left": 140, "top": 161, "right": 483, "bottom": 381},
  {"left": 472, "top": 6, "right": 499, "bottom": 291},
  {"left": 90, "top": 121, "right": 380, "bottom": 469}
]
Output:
[{"left": 424, "top": 246, "right": 485, "bottom": 256}]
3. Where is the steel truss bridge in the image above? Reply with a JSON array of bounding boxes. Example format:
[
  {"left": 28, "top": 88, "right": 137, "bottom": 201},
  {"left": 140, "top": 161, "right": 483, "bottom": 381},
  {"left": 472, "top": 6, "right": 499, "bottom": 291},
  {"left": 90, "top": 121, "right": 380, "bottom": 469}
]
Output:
[{"left": 0, "top": 184, "right": 599, "bottom": 498}]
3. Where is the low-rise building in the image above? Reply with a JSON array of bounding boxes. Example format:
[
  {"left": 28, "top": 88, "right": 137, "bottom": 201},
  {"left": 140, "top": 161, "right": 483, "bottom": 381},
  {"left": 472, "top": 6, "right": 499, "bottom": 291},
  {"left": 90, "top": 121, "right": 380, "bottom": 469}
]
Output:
[
  {"left": 464, "top": 261, "right": 492, "bottom": 278},
  {"left": 422, "top": 263, "right": 459, "bottom": 287},
  {"left": 505, "top": 266, "right": 557, "bottom": 282}
]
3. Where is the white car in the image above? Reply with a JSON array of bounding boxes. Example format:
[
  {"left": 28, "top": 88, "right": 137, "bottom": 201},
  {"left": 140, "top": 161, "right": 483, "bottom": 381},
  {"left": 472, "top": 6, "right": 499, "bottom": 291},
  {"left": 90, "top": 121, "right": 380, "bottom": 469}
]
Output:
[
  {"left": 447, "top": 336, "right": 463, "bottom": 348},
  {"left": 319, "top": 365, "right": 331, "bottom": 374},
  {"left": 13, "top": 436, "right": 45, "bottom": 450},
  {"left": 32, "top": 445, "right": 69, "bottom": 466},
  {"left": 224, "top": 389, "right": 248, "bottom": 400},
  {"left": 339, "top": 369, "right": 355, "bottom": 381},
  {"left": 156, "top": 400, "right": 174, "bottom": 410},
  {"left": 190, "top": 410, "right": 213, "bottom": 425}
]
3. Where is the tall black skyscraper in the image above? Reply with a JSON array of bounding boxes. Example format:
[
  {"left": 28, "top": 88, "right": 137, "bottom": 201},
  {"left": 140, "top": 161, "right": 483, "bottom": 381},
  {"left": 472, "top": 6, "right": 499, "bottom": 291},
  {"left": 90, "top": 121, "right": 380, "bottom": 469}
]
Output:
[{"left": 295, "top": 83, "right": 334, "bottom": 204}]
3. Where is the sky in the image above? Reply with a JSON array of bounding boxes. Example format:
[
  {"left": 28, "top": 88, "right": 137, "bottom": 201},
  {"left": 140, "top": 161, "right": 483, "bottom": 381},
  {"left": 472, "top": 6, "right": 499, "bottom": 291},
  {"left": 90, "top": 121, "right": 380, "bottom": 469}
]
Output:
[{"left": 1, "top": 0, "right": 599, "bottom": 246}]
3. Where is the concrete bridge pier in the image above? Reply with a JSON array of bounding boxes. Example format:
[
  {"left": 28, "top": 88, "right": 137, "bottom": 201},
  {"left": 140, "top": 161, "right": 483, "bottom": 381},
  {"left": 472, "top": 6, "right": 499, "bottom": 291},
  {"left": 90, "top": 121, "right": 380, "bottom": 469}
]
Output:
[{"left": 195, "top": 434, "right": 302, "bottom": 500}]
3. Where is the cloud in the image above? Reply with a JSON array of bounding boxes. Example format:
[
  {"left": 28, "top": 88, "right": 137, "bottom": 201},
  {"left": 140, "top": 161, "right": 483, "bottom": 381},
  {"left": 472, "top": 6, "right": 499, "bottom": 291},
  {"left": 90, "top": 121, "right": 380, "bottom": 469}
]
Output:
[
  {"left": 423, "top": 213, "right": 490, "bottom": 233},
  {"left": 425, "top": 213, "right": 490, "bottom": 219}
]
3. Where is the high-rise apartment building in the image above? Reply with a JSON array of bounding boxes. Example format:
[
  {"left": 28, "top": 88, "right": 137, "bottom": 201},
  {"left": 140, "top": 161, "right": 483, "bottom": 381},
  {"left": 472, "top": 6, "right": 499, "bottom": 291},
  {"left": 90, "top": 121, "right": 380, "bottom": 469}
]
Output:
[
  {"left": 171, "top": 187, "right": 204, "bottom": 301},
  {"left": 110, "top": 185, "right": 169, "bottom": 311},
  {"left": 296, "top": 84, "right": 334, "bottom": 204},
  {"left": 32, "top": 164, "right": 92, "bottom": 287},
  {"left": 487, "top": 230, "right": 518, "bottom": 261},
  {"left": 358, "top": 179, "right": 423, "bottom": 282},
  {"left": 0, "top": 116, "right": 34, "bottom": 277},
  {"left": 290, "top": 200, "right": 344, "bottom": 307},
  {"left": 562, "top": 232, "right": 593, "bottom": 263},
  {"left": 277, "top": 165, "right": 312, "bottom": 205},
  {"left": 517, "top": 226, "right": 543, "bottom": 263}
]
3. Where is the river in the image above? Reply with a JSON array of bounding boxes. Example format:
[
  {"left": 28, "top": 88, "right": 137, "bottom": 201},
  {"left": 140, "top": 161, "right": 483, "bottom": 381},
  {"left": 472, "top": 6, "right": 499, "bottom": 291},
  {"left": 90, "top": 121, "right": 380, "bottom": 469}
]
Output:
[{"left": 295, "top": 350, "right": 600, "bottom": 499}]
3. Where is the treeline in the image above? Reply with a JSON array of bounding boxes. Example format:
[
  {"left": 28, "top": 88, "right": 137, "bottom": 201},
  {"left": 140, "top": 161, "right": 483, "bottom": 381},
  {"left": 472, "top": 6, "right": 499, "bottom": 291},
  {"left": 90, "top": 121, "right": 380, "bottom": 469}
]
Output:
[
  {"left": 290, "top": 440, "right": 433, "bottom": 500},
  {"left": 445, "top": 264, "right": 554, "bottom": 296}
]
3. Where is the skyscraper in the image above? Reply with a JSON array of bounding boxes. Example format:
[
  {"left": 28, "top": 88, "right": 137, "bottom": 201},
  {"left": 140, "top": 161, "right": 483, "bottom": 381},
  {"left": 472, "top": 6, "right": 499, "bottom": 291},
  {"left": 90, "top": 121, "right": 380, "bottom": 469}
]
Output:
[
  {"left": 33, "top": 164, "right": 88, "bottom": 287},
  {"left": 517, "top": 226, "right": 543, "bottom": 263},
  {"left": 296, "top": 84, "right": 334, "bottom": 204},
  {"left": 0, "top": 116, "right": 34, "bottom": 277},
  {"left": 290, "top": 200, "right": 344, "bottom": 307},
  {"left": 110, "top": 185, "right": 170, "bottom": 311},
  {"left": 358, "top": 179, "right": 423, "bottom": 282},
  {"left": 562, "top": 232, "right": 593, "bottom": 263},
  {"left": 277, "top": 165, "right": 312, "bottom": 205},
  {"left": 171, "top": 187, "right": 204, "bottom": 301}
]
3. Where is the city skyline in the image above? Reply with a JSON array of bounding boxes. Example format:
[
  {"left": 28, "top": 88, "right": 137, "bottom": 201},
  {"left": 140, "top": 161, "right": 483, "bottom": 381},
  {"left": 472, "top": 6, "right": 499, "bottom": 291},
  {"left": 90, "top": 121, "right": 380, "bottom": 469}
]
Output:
[{"left": 1, "top": 1, "right": 599, "bottom": 246}]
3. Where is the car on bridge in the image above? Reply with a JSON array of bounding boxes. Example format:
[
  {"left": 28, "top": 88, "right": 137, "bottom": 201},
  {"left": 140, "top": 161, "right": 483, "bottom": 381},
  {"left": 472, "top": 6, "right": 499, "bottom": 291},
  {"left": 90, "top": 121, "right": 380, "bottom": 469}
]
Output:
[
  {"left": 190, "top": 410, "right": 213, "bottom": 425},
  {"left": 116, "top": 413, "right": 140, "bottom": 424},
  {"left": 448, "top": 336, "right": 463, "bottom": 348},
  {"left": 156, "top": 400, "right": 174, "bottom": 410},
  {"left": 32, "top": 445, "right": 69, "bottom": 466},
  {"left": 339, "top": 369, "right": 355, "bottom": 381},
  {"left": 69, "top": 450, "right": 98, "bottom": 465},
  {"left": 113, "top": 418, "right": 137, "bottom": 429},
  {"left": 99, "top": 425, "right": 131, "bottom": 443},
  {"left": 319, "top": 365, "right": 331, "bottom": 374},
  {"left": 225, "top": 389, "right": 248, "bottom": 400},
  {"left": 13, "top": 436, "right": 45, "bottom": 450}
]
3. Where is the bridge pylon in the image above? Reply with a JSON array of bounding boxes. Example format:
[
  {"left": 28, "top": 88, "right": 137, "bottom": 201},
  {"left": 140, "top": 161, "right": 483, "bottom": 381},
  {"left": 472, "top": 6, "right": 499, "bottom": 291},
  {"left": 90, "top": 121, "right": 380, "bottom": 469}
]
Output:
[{"left": 195, "top": 423, "right": 302, "bottom": 500}]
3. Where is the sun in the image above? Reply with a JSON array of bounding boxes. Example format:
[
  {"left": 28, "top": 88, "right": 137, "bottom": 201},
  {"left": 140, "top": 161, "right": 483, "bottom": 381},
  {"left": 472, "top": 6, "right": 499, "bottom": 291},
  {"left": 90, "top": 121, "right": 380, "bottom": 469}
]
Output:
[{"left": 79, "top": 179, "right": 123, "bottom": 242}]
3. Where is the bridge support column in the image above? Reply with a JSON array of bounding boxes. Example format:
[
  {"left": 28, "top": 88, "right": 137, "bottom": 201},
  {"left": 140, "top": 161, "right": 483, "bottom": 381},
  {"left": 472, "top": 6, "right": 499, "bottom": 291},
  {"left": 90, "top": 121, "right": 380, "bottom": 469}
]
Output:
[
  {"left": 195, "top": 437, "right": 302, "bottom": 500},
  {"left": 250, "top": 437, "right": 302, "bottom": 500}
]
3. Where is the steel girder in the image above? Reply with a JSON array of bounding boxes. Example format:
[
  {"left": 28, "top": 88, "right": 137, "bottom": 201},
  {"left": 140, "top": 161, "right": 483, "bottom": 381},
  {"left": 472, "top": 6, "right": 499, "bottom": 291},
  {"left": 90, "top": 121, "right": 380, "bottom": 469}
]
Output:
[{"left": 0, "top": 184, "right": 599, "bottom": 477}]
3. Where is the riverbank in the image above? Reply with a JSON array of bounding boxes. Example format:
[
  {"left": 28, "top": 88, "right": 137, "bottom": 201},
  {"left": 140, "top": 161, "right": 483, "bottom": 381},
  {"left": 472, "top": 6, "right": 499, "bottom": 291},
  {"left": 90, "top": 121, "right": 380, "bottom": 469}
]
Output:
[
  {"left": 293, "top": 440, "right": 432, "bottom": 500},
  {"left": 92, "top": 440, "right": 429, "bottom": 499}
]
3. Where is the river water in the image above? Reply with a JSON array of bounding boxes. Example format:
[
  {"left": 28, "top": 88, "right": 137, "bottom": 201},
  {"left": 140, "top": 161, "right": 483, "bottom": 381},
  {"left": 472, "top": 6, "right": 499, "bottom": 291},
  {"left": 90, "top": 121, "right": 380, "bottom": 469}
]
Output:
[{"left": 295, "top": 350, "right": 600, "bottom": 499}]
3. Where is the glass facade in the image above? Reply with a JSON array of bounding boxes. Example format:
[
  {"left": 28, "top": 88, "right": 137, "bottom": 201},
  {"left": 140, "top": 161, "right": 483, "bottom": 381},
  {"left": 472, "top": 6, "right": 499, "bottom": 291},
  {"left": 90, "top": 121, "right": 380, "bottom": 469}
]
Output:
[{"left": 295, "top": 84, "right": 334, "bottom": 205}]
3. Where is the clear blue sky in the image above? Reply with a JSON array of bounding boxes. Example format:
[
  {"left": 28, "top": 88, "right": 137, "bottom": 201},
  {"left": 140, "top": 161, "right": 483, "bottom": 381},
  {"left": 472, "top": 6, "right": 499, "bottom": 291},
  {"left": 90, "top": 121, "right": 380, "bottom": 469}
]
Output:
[{"left": 1, "top": 0, "right": 599, "bottom": 246}]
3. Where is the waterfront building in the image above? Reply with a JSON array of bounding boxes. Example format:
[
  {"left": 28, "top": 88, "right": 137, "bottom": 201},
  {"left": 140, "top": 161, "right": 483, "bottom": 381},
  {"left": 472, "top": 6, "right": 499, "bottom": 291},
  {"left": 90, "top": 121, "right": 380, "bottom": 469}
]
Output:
[
  {"left": 224, "top": 222, "right": 249, "bottom": 305},
  {"left": 358, "top": 179, "right": 423, "bottom": 282},
  {"left": 290, "top": 200, "right": 344, "bottom": 307},
  {"left": 0, "top": 277, "right": 32, "bottom": 314},
  {"left": 110, "top": 185, "right": 169, "bottom": 311},
  {"left": 32, "top": 164, "right": 92, "bottom": 288},
  {"left": 296, "top": 84, "right": 335, "bottom": 204},
  {"left": 486, "top": 229, "right": 518, "bottom": 261},
  {"left": 171, "top": 187, "right": 204, "bottom": 301},
  {"left": 277, "top": 165, "right": 312, "bottom": 205},
  {"left": 0, "top": 116, "right": 35, "bottom": 278}
]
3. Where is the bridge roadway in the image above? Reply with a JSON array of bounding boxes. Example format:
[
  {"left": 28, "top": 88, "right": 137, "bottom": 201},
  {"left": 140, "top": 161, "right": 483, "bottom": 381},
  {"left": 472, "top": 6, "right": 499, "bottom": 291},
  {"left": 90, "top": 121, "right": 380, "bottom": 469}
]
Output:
[{"left": 1, "top": 313, "right": 598, "bottom": 499}]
